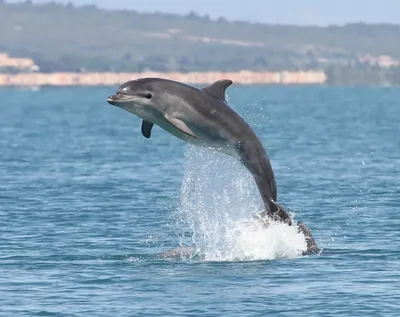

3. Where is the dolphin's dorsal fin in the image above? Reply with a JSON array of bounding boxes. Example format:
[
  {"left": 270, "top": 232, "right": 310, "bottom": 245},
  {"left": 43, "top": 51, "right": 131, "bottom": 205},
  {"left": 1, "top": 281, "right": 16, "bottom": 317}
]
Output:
[
  {"left": 202, "top": 79, "right": 233, "bottom": 102},
  {"left": 141, "top": 120, "right": 154, "bottom": 138}
]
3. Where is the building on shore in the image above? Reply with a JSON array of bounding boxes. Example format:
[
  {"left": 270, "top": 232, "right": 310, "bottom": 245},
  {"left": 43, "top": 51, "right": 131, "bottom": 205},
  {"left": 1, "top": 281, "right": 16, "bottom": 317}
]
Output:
[{"left": 0, "top": 70, "right": 327, "bottom": 87}]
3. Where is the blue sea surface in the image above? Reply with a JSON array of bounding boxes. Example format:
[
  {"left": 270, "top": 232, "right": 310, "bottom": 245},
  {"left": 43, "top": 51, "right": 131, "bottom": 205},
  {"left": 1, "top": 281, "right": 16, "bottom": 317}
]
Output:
[{"left": 1, "top": 84, "right": 399, "bottom": 316}]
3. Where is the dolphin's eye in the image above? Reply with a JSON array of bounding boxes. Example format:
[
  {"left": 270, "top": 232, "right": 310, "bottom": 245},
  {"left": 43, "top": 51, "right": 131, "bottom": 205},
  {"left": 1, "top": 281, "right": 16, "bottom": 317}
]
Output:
[{"left": 137, "top": 92, "right": 152, "bottom": 99}]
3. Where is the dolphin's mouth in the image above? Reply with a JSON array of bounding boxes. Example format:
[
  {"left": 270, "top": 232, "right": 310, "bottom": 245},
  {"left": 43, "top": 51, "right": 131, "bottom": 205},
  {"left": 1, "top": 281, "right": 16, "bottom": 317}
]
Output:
[{"left": 107, "top": 94, "right": 135, "bottom": 106}]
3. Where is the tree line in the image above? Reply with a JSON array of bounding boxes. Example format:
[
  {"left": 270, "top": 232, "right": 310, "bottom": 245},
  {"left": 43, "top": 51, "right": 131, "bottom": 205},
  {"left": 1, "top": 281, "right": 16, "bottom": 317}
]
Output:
[{"left": 1, "top": 1, "right": 400, "bottom": 85}]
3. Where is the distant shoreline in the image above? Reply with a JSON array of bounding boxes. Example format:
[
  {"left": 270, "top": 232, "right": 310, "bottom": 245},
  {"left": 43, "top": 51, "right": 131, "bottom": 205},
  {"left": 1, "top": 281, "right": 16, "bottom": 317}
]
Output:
[{"left": 0, "top": 70, "right": 327, "bottom": 87}]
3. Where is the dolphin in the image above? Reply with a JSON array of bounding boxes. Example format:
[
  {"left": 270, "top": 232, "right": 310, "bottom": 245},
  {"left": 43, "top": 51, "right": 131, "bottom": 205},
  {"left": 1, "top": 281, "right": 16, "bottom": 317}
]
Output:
[{"left": 107, "top": 77, "right": 319, "bottom": 254}]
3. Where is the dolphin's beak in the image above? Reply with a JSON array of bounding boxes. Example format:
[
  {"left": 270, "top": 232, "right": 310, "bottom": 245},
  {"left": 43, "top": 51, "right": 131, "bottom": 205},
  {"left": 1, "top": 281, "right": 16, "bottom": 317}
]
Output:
[
  {"left": 107, "top": 94, "right": 120, "bottom": 106},
  {"left": 107, "top": 94, "right": 134, "bottom": 107}
]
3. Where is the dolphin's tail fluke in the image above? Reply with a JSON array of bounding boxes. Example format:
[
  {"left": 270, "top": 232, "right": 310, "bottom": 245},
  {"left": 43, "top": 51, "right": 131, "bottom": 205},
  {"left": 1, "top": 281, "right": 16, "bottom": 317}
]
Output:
[
  {"left": 257, "top": 205, "right": 320, "bottom": 256},
  {"left": 269, "top": 200, "right": 293, "bottom": 226},
  {"left": 297, "top": 221, "right": 320, "bottom": 255},
  {"left": 257, "top": 201, "right": 292, "bottom": 226}
]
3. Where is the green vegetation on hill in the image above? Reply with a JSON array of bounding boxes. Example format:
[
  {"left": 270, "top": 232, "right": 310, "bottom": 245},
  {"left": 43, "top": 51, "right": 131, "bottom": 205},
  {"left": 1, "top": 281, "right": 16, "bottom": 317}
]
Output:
[{"left": 1, "top": 1, "right": 400, "bottom": 85}]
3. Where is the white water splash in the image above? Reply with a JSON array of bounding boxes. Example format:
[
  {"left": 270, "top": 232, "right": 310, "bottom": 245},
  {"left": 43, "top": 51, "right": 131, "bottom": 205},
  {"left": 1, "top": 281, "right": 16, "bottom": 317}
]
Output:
[{"left": 175, "top": 145, "right": 307, "bottom": 261}]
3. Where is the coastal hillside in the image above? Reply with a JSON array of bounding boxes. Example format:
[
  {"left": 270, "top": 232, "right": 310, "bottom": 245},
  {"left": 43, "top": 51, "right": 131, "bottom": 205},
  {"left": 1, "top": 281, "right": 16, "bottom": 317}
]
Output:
[{"left": 1, "top": 1, "right": 400, "bottom": 85}]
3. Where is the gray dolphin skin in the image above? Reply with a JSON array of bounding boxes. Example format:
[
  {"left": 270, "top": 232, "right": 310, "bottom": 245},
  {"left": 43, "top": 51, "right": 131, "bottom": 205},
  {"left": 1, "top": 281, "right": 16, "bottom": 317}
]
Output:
[{"left": 107, "top": 77, "right": 319, "bottom": 256}]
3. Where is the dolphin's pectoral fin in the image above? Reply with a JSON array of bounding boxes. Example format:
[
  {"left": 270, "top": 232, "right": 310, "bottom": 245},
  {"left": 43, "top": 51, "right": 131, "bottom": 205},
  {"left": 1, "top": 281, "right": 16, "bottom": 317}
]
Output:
[
  {"left": 141, "top": 120, "right": 154, "bottom": 139},
  {"left": 202, "top": 79, "right": 233, "bottom": 102},
  {"left": 165, "top": 115, "right": 198, "bottom": 139}
]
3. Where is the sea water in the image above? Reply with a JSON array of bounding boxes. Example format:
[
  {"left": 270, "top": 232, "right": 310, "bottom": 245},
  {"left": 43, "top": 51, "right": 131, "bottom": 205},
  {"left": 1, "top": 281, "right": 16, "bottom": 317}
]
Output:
[{"left": 0, "top": 85, "right": 399, "bottom": 316}]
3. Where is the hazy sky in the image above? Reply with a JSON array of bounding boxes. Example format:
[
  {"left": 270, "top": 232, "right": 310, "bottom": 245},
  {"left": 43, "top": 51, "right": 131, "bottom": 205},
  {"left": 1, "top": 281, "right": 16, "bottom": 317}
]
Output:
[{"left": 9, "top": 0, "right": 400, "bottom": 25}]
